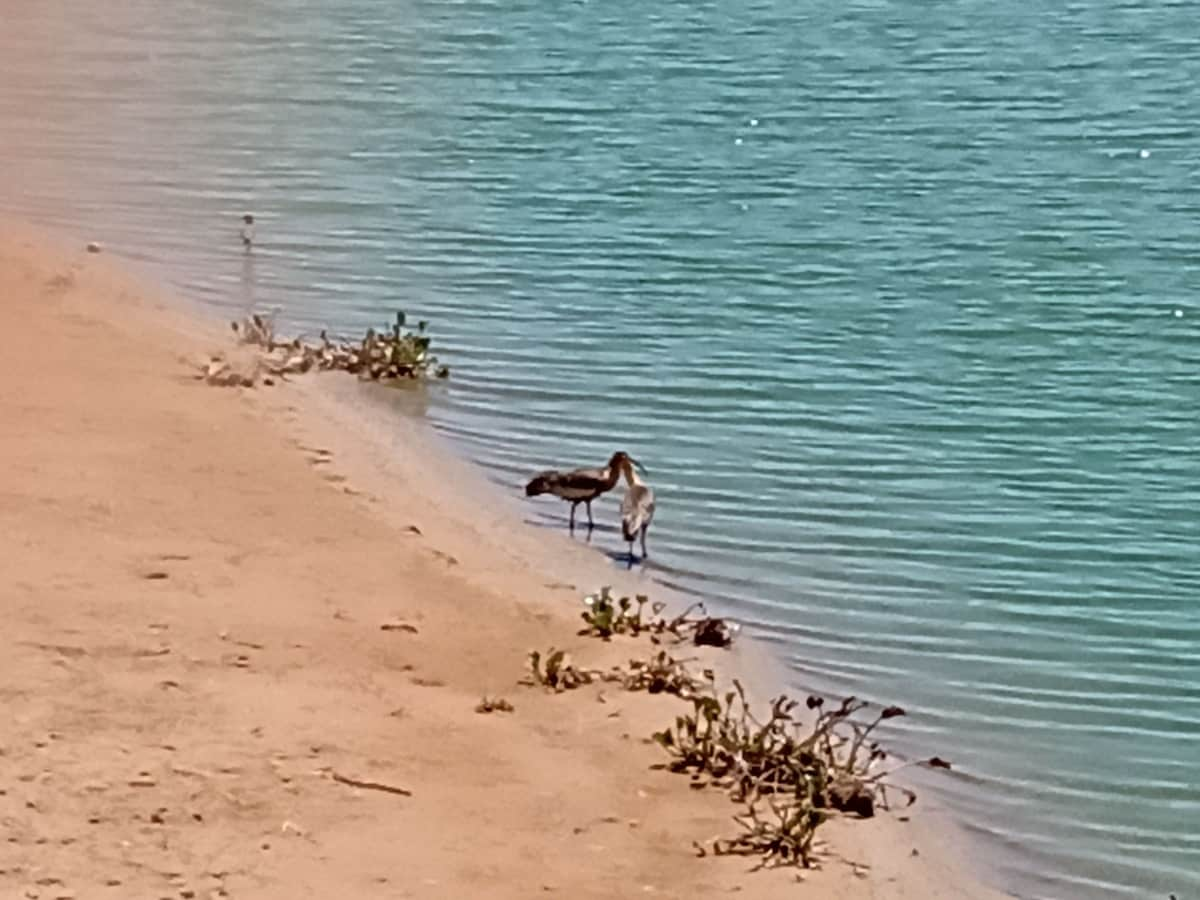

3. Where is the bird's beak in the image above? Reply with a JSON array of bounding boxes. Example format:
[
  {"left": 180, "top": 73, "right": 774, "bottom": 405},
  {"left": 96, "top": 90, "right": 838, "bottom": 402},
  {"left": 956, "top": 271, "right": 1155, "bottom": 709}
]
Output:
[{"left": 632, "top": 458, "right": 648, "bottom": 476}]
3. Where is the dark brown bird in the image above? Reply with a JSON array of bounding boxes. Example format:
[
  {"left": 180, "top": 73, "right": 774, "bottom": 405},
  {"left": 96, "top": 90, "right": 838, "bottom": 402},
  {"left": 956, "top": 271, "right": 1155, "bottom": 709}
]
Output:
[{"left": 525, "top": 451, "right": 644, "bottom": 532}]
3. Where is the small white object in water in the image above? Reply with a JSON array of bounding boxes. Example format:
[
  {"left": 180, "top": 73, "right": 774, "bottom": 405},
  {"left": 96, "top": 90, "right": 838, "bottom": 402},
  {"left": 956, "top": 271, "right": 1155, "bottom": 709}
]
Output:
[
  {"left": 734, "top": 137, "right": 743, "bottom": 145},
  {"left": 1174, "top": 309, "right": 1183, "bottom": 317},
  {"left": 1139, "top": 149, "right": 1151, "bottom": 159},
  {"left": 749, "top": 118, "right": 759, "bottom": 127}
]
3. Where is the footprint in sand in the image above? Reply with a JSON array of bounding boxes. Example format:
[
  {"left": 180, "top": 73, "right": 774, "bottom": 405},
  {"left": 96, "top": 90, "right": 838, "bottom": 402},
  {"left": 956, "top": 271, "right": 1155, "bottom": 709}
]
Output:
[
  {"left": 44, "top": 271, "right": 76, "bottom": 293},
  {"left": 140, "top": 551, "right": 192, "bottom": 581},
  {"left": 297, "top": 444, "right": 333, "bottom": 464}
]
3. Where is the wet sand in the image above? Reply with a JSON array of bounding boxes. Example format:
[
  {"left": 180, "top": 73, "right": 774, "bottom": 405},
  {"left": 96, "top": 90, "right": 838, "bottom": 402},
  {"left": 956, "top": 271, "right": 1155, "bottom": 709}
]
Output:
[{"left": 0, "top": 221, "right": 1007, "bottom": 899}]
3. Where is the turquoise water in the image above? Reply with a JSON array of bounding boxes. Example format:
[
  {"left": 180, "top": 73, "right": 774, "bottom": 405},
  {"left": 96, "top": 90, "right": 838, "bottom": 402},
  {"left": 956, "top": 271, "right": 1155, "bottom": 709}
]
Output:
[{"left": 3, "top": 2, "right": 1199, "bottom": 896}]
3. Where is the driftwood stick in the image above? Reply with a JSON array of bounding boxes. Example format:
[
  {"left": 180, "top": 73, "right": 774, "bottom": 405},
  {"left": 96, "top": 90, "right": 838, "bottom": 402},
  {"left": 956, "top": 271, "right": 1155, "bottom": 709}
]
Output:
[{"left": 330, "top": 771, "right": 412, "bottom": 797}]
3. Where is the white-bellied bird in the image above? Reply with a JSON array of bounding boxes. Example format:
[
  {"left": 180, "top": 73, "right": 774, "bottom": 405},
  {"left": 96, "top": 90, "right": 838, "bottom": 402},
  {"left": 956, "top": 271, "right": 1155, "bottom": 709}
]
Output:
[{"left": 619, "top": 456, "right": 655, "bottom": 561}]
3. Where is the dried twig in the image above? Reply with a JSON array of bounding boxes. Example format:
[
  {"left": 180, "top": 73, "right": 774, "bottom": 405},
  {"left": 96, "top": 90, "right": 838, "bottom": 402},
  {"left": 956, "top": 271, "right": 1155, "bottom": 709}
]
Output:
[
  {"left": 330, "top": 771, "right": 412, "bottom": 797},
  {"left": 380, "top": 622, "right": 419, "bottom": 634}
]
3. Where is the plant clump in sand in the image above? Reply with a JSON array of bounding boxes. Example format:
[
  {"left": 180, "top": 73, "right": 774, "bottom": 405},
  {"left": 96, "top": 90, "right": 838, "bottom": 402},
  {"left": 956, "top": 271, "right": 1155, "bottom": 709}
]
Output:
[
  {"left": 658, "top": 686, "right": 951, "bottom": 868},
  {"left": 579, "top": 587, "right": 739, "bottom": 648},
  {"left": 199, "top": 311, "right": 450, "bottom": 387},
  {"left": 525, "top": 591, "right": 950, "bottom": 872},
  {"left": 524, "top": 648, "right": 710, "bottom": 699}
]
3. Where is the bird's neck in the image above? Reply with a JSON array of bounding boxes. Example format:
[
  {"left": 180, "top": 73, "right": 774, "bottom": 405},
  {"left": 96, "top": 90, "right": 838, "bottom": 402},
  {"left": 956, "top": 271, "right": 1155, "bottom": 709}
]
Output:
[{"left": 620, "top": 460, "right": 642, "bottom": 487}]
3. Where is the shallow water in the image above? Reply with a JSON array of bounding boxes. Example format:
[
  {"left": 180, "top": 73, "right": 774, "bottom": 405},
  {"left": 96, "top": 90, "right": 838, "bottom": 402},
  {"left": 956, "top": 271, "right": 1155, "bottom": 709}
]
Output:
[{"left": 3, "top": 2, "right": 1199, "bottom": 896}]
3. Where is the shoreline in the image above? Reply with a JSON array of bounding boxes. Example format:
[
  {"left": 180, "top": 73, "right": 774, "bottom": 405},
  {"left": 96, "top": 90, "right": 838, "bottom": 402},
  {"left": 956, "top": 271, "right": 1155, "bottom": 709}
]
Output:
[{"left": 0, "top": 221, "right": 1008, "bottom": 898}]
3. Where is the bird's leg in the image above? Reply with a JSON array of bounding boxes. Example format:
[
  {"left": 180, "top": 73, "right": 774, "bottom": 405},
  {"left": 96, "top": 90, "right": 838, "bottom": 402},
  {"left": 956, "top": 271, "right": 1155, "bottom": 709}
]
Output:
[
  {"left": 641, "top": 528, "right": 649, "bottom": 560},
  {"left": 569, "top": 502, "right": 577, "bottom": 532},
  {"left": 585, "top": 500, "right": 595, "bottom": 530},
  {"left": 627, "top": 542, "right": 635, "bottom": 569}
]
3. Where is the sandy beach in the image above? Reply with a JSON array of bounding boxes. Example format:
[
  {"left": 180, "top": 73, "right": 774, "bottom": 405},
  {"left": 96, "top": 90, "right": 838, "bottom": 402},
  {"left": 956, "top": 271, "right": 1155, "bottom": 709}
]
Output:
[{"left": 0, "top": 222, "right": 1007, "bottom": 899}]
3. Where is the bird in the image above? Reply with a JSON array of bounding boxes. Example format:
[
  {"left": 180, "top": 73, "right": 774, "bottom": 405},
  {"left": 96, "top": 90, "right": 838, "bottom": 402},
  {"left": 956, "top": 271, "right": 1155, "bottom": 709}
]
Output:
[
  {"left": 619, "top": 456, "right": 655, "bottom": 562},
  {"left": 525, "top": 451, "right": 643, "bottom": 532}
]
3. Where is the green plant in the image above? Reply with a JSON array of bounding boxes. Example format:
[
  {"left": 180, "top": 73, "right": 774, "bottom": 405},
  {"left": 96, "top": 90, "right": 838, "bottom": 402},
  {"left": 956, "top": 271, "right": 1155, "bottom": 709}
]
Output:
[
  {"left": 579, "top": 588, "right": 739, "bottom": 648},
  {"left": 225, "top": 309, "right": 450, "bottom": 383},
  {"left": 580, "top": 587, "right": 655, "bottom": 639},
  {"left": 654, "top": 679, "right": 949, "bottom": 869},
  {"left": 351, "top": 312, "right": 449, "bottom": 380},
  {"left": 521, "top": 636, "right": 949, "bottom": 872},
  {"left": 524, "top": 647, "right": 710, "bottom": 699}
]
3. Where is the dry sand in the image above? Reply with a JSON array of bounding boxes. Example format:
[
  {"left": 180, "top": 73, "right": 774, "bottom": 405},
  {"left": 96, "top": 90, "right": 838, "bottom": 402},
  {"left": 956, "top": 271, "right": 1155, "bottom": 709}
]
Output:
[{"left": 0, "top": 222, "right": 1010, "bottom": 899}]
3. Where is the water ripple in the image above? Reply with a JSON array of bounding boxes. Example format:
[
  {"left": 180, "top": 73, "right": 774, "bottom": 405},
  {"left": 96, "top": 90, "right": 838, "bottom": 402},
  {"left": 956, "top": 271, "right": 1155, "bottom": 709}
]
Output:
[{"left": 3, "top": 2, "right": 1200, "bottom": 898}]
